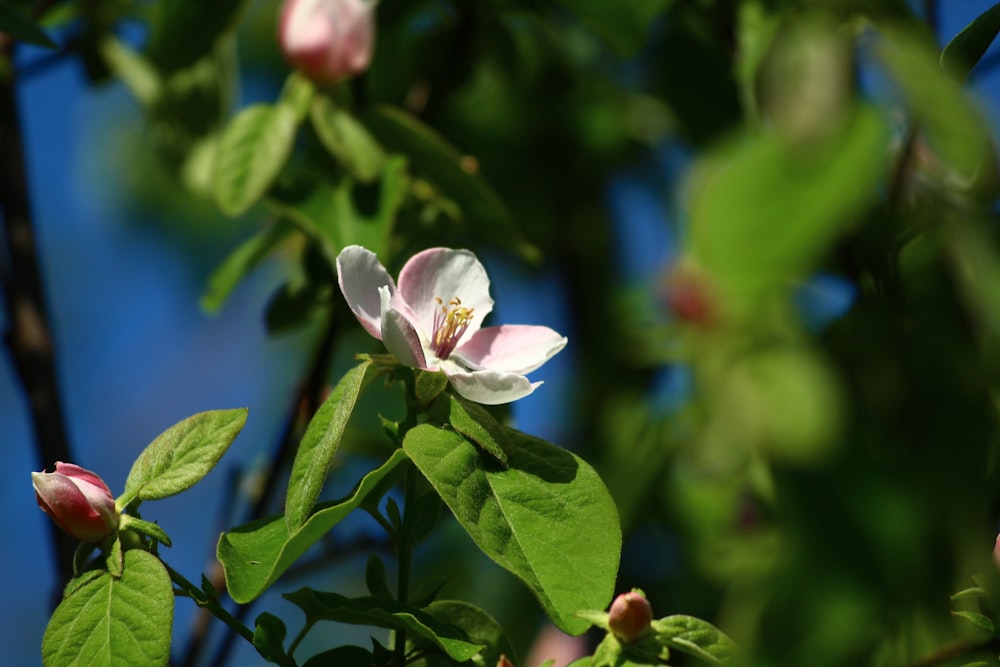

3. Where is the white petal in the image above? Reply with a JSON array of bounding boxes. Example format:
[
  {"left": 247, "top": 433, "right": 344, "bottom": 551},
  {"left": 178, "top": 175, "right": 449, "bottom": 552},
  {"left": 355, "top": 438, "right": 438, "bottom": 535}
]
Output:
[
  {"left": 444, "top": 367, "right": 540, "bottom": 405},
  {"left": 337, "top": 245, "right": 394, "bottom": 340},
  {"left": 379, "top": 287, "right": 431, "bottom": 370},
  {"left": 452, "top": 325, "right": 567, "bottom": 375},
  {"left": 396, "top": 248, "right": 494, "bottom": 339}
]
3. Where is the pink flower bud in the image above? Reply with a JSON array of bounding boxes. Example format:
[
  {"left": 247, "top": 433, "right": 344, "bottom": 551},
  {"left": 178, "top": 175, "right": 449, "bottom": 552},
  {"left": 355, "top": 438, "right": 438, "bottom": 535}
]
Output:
[
  {"left": 608, "top": 590, "right": 653, "bottom": 643},
  {"left": 278, "top": 0, "right": 375, "bottom": 85},
  {"left": 993, "top": 533, "right": 1000, "bottom": 572},
  {"left": 32, "top": 462, "right": 119, "bottom": 542}
]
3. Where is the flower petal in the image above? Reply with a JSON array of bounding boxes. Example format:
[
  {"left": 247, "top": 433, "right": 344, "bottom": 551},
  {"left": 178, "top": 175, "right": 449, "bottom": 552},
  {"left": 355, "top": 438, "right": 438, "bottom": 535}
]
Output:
[
  {"left": 453, "top": 325, "right": 567, "bottom": 375},
  {"left": 380, "top": 287, "right": 431, "bottom": 370},
  {"left": 444, "top": 367, "right": 540, "bottom": 405},
  {"left": 396, "top": 248, "right": 494, "bottom": 339},
  {"left": 337, "top": 245, "right": 395, "bottom": 340}
]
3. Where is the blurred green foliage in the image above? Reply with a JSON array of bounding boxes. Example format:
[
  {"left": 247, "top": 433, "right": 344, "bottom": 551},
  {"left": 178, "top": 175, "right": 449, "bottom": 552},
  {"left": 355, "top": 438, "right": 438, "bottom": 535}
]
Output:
[{"left": 13, "top": 0, "right": 1000, "bottom": 664}]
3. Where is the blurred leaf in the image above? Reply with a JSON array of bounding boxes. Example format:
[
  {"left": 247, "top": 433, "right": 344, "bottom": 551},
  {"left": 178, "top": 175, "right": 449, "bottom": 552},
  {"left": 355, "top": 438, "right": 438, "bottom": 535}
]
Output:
[
  {"left": 145, "top": 0, "right": 249, "bottom": 72},
  {"left": 951, "top": 611, "right": 995, "bottom": 634},
  {"left": 100, "top": 36, "right": 162, "bottom": 109},
  {"left": 122, "top": 408, "right": 248, "bottom": 503},
  {"left": 423, "top": 600, "right": 516, "bottom": 667},
  {"left": 555, "top": 0, "right": 672, "bottom": 56},
  {"left": 285, "top": 359, "right": 373, "bottom": 530},
  {"left": 269, "top": 156, "right": 409, "bottom": 264},
  {"left": 284, "top": 589, "right": 485, "bottom": 662},
  {"left": 688, "top": 106, "right": 887, "bottom": 312},
  {"left": 218, "top": 450, "right": 408, "bottom": 603},
  {"left": 215, "top": 103, "right": 300, "bottom": 216},
  {"left": 880, "top": 28, "right": 991, "bottom": 187},
  {"left": 365, "top": 555, "right": 393, "bottom": 599},
  {"left": 0, "top": 3, "right": 57, "bottom": 48},
  {"left": 42, "top": 551, "right": 173, "bottom": 667},
  {"left": 263, "top": 278, "right": 329, "bottom": 335},
  {"left": 403, "top": 424, "right": 621, "bottom": 635},
  {"left": 202, "top": 222, "right": 295, "bottom": 313},
  {"left": 941, "top": 3, "right": 1000, "bottom": 81},
  {"left": 363, "top": 105, "right": 536, "bottom": 260},
  {"left": 735, "top": 2, "right": 780, "bottom": 122},
  {"left": 252, "top": 612, "right": 287, "bottom": 664},
  {"left": 311, "top": 95, "right": 386, "bottom": 182},
  {"left": 652, "top": 615, "right": 737, "bottom": 665}
]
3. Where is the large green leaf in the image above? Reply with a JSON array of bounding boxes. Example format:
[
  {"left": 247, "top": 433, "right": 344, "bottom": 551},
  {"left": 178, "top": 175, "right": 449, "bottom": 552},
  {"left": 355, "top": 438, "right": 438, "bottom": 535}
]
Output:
[
  {"left": 0, "top": 3, "right": 57, "bottom": 49},
  {"left": 940, "top": 3, "right": 1000, "bottom": 81},
  {"left": 285, "top": 359, "right": 373, "bottom": 530},
  {"left": 215, "top": 102, "right": 299, "bottom": 217},
  {"left": 284, "top": 589, "right": 485, "bottom": 662},
  {"left": 652, "top": 615, "right": 737, "bottom": 665},
  {"left": 122, "top": 409, "right": 248, "bottom": 504},
  {"left": 687, "top": 106, "right": 887, "bottom": 313},
  {"left": 218, "top": 450, "right": 408, "bottom": 603},
  {"left": 42, "top": 550, "right": 173, "bottom": 667},
  {"left": 403, "top": 424, "right": 621, "bottom": 635}
]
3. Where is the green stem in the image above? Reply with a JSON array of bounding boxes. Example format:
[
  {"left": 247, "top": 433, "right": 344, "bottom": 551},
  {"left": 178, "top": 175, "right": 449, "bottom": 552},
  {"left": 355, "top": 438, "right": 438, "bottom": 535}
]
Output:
[
  {"left": 393, "top": 468, "right": 417, "bottom": 667},
  {"left": 287, "top": 620, "right": 314, "bottom": 658},
  {"left": 163, "top": 562, "right": 255, "bottom": 647}
]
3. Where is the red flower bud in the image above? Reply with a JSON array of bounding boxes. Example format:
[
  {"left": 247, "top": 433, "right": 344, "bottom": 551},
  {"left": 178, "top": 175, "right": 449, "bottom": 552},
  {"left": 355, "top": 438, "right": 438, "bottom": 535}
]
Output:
[
  {"left": 993, "top": 533, "right": 1000, "bottom": 572},
  {"left": 608, "top": 590, "right": 653, "bottom": 643},
  {"left": 32, "top": 462, "right": 119, "bottom": 542},
  {"left": 278, "top": 0, "right": 375, "bottom": 85}
]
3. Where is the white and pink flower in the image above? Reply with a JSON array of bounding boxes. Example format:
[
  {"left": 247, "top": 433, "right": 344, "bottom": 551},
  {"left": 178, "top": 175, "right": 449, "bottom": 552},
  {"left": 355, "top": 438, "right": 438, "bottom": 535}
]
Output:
[
  {"left": 32, "top": 462, "right": 119, "bottom": 543},
  {"left": 337, "top": 245, "right": 567, "bottom": 405},
  {"left": 278, "top": 0, "right": 375, "bottom": 85}
]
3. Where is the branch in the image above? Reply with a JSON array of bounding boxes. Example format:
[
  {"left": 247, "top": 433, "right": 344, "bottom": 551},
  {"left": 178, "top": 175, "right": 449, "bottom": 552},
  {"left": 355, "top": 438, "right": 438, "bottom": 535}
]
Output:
[{"left": 0, "top": 43, "right": 76, "bottom": 587}]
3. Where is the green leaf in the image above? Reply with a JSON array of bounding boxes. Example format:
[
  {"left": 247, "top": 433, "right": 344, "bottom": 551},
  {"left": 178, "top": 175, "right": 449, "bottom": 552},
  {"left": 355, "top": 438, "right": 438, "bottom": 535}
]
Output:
[
  {"left": 144, "top": 0, "right": 248, "bottom": 73},
  {"left": 284, "top": 589, "right": 486, "bottom": 662},
  {"left": 652, "top": 615, "right": 737, "bottom": 665},
  {"left": 951, "top": 610, "right": 996, "bottom": 634},
  {"left": 311, "top": 95, "right": 385, "bottom": 182},
  {"left": 403, "top": 424, "right": 621, "bottom": 635},
  {"left": 286, "top": 359, "right": 373, "bottom": 530},
  {"left": 363, "top": 105, "right": 536, "bottom": 260},
  {"left": 215, "top": 103, "right": 300, "bottom": 216},
  {"left": 951, "top": 586, "right": 989, "bottom": 602},
  {"left": 119, "top": 515, "right": 173, "bottom": 547},
  {"left": 42, "top": 550, "right": 173, "bottom": 667},
  {"left": 253, "top": 612, "right": 288, "bottom": 663},
  {"left": 592, "top": 633, "right": 663, "bottom": 667},
  {"left": 218, "top": 450, "right": 408, "bottom": 603},
  {"left": 268, "top": 156, "right": 409, "bottom": 264},
  {"left": 365, "top": 555, "right": 393, "bottom": 598},
  {"left": 879, "top": 29, "right": 990, "bottom": 188},
  {"left": 414, "top": 369, "right": 449, "bottom": 407},
  {"left": 688, "top": 106, "right": 887, "bottom": 314},
  {"left": 423, "top": 600, "right": 517, "bottom": 667},
  {"left": 202, "top": 222, "right": 296, "bottom": 313},
  {"left": 941, "top": 3, "right": 1000, "bottom": 81},
  {"left": 0, "top": 4, "right": 56, "bottom": 49},
  {"left": 122, "top": 408, "right": 248, "bottom": 504},
  {"left": 99, "top": 36, "right": 162, "bottom": 109},
  {"left": 445, "top": 395, "right": 511, "bottom": 467}
]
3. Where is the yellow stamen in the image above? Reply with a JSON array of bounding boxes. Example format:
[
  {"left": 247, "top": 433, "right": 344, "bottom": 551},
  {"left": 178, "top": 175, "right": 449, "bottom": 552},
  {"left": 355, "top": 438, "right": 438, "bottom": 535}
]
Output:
[{"left": 432, "top": 296, "right": 474, "bottom": 359}]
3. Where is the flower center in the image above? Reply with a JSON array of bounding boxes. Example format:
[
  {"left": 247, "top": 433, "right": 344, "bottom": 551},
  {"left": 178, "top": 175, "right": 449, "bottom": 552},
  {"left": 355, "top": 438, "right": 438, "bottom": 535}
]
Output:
[{"left": 431, "top": 296, "right": 474, "bottom": 359}]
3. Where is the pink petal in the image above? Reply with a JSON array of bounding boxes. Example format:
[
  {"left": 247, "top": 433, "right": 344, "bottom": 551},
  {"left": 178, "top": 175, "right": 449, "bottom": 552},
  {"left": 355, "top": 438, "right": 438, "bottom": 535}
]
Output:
[
  {"left": 452, "top": 325, "right": 567, "bottom": 375},
  {"left": 444, "top": 368, "right": 540, "bottom": 405},
  {"left": 379, "top": 287, "right": 430, "bottom": 370},
  {"left": 396, "top": 248, "right": 494, "bottom": 339},
  {"left": 337, "top": 245, "right": 395, "bottom": 340}
]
